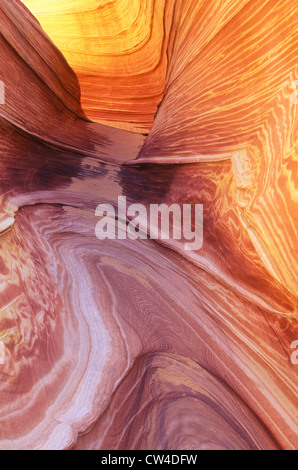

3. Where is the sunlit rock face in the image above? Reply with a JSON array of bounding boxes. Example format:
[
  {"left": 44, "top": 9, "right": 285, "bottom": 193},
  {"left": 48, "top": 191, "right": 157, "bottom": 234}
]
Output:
[
  {"left": 23, "top": 0, "right": 173, "bottom": 133},
  {"left": 0, "top": 0, "right": 297, "bottom": 450}
]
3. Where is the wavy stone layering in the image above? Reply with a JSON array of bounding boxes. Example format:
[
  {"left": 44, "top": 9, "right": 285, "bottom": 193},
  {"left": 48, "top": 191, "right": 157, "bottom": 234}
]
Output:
[{"left": 0, "top": 0, "right": 297, "bottom": 450}]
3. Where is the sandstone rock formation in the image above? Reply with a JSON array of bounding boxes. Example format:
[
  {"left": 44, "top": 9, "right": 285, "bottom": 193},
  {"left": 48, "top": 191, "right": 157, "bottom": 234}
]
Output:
[{"left": 0, "top": 0, "right": 297, "bottom": 450}]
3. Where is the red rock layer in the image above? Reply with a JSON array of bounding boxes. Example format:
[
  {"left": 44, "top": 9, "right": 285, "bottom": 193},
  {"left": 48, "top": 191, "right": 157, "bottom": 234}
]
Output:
[{"left": 0, "top": 0, "right": 297, "bottom": 451}]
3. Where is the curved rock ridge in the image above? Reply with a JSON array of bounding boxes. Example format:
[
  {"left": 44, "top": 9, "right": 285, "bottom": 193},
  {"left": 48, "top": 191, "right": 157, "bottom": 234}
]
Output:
[
  {"left": 21, "top": 0, "right": 298, "bottom": 294},
  {"left": 138, "top": 0, "right": 298, "bottom": 303},
  {"left": 23, "top": 0, "right": 175, "bottom": 133},
  {"left": 0, "top": 0, "right": 297, "bottom": 451},
  {"left": 75, "top": 353, "right": 280, "bottom": 450}
]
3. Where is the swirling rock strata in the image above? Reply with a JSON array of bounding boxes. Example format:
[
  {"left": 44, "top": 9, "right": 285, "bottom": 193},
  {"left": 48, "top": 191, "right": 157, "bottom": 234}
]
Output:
[
  {"left": 0, "top": 0, "right": 297, "bottom": 450},
  {"left": 23, "top": 0, "right": 175, "bottom": 133}
]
